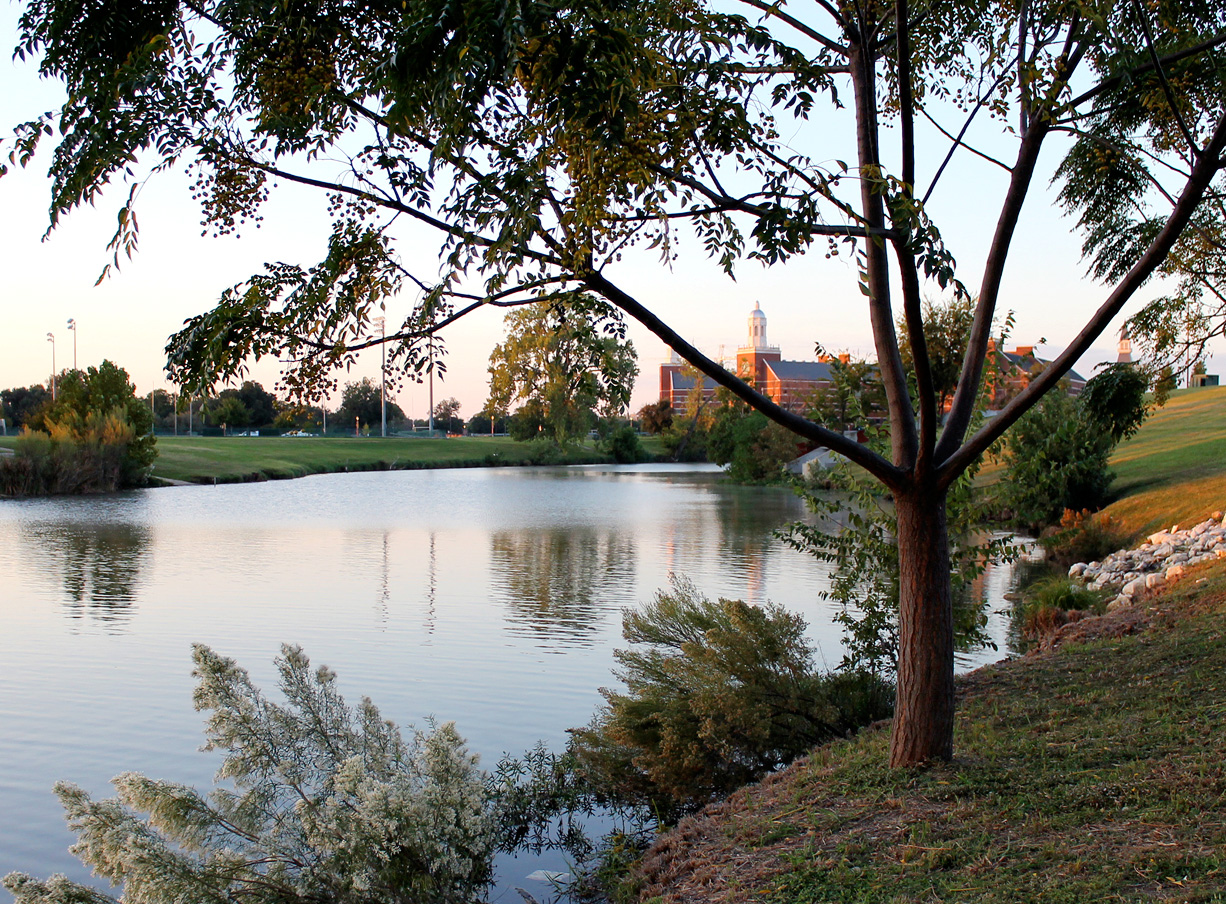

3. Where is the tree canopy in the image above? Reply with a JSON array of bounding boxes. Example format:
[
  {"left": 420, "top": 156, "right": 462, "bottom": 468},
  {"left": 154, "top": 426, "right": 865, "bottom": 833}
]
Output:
[
  {"left": 8, "top": 0, "right": 1226, "bottom": 765},
  {"left": 487, "top": 294, "right": 638, "bottom": 445}
]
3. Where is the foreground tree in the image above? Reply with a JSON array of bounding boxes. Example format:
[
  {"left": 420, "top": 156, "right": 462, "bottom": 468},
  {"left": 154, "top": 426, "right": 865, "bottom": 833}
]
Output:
[{"left": 7, "top": 0, "right": 1226, "bottom": 765}]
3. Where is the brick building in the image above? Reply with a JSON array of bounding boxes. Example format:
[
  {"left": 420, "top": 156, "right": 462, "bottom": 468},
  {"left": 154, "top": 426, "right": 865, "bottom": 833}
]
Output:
[{"left": 659, "top": 304, "right": 840, "bottom": 412}]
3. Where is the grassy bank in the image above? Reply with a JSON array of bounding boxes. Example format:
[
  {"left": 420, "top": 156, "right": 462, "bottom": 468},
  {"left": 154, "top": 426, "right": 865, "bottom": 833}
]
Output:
[
  {"left": 635, "top": 557, "right": 1226, "bottom": 903},
  {"left": 628, "top": 388, "right": 1226, "bottom": 903},
  {"left": 1103, "top": 385, "right": 1226, "bottom": 536},
  {"left": 0, "top": 434, "right": 672, "bottom": 485}
]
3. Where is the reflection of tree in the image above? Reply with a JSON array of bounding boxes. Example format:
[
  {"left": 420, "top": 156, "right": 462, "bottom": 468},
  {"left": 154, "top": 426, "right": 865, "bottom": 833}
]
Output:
[
  {"left": 21, "top": 521, "right": 150, "bottom": 625},
  {"left": 490, "top": 529, "right": 635, "bottom": 641}
]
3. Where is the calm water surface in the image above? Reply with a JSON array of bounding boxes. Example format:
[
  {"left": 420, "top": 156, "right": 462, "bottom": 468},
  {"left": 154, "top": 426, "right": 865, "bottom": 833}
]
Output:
[{"left": 0, "top": 463, "right": 1020, "bottom": 899}]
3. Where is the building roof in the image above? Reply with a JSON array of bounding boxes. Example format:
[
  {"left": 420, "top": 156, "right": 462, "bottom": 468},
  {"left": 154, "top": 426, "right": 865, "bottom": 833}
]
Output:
[
  {"left": 766, "top": 360, "right": 837, "bottom": 382},
  {"left": 1000, "top": 350, "right": 1085, "bottom": 384},
  {"left": 666, "top": 371, "right": 719, "bottom": 392}
]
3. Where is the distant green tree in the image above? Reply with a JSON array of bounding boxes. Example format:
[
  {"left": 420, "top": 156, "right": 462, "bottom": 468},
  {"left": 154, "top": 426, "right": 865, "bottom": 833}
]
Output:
[
  {"left": 896, "top": 297, "right": 984, "bottom": 415},
  {"left": 432, "top": 397, "right": 464, "bottom": 434},
  {"left": 599, "top": 424, "right": 645, "bottom": 463},
  {"left": 636, "top": 401, "right": 673, "bottom": 435},
  {"left": 467, "top": 405, "right": 509, "bottom": 436},
  {"left": 232, "top": 381, "right": 278, "bottom": 427},
  {"left": 336, "top": 378, "right": 405, "bottom": 429},
  {"left": 1, "top": 384, "right": 52, "bottom": 429},
  {"left": 207, "top": 395, "right": 251, "bottom": 431},
  {"left": 804, "top": 356, "right": 884, "bottom": 433},
  {"left": 488, "top": 294, "right": 637, "bottom": 447}
]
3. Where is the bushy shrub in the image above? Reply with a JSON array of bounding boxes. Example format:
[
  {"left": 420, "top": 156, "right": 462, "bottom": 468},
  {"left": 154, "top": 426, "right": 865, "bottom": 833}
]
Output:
[
  {"left": 569, "top": 578, "right": 893, "bottom": 815},
  {"left": 601, "top": 424, "right": 645, "bottom": 463},
  {"left": 1040, "top": 508, "right": 1130, "bottom": 568},
  {"left": 3, "top": 645, "right": 497, "bottom": 904},
  {"left": 994, "top": 389, "right": 1115, "bottom": 533},
  {"left": 994, "top": 365, "right": 1152, "bottom": 534},
  {"left": 0, "top": 409, "right": 148, "bottom": 496},
  {"left": 707, "top": 409, "right": 799, "bottom": 483},
  {"left": 1015, "top": 575, "right": 1108, "bottom": 640}
]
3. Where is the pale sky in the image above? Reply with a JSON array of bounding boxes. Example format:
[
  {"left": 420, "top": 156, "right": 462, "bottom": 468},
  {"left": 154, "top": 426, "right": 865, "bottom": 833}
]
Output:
[{"left": 2, "top": 5, "right": 1218, "bottom": 421}]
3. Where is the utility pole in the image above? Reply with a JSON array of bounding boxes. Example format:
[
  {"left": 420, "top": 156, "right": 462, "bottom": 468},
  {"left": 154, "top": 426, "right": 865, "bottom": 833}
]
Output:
[
  {"left": 374, "top": 315, "right": 387, "bottom": 437},
  {"left": 47, "top": 333, "right": 56, "bottom": 400},
  {"left": 428, "top": 340, "right": 435, "bottom": 435}
]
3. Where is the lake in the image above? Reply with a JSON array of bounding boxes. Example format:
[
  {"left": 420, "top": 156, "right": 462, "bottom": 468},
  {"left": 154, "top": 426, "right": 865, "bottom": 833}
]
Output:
[{"left": 0, "top": 463, "right": 1022, "bottom": 900}]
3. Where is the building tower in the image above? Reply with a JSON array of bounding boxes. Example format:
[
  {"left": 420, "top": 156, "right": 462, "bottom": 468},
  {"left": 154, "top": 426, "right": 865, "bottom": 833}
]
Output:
[
  {"left": 1117, "top": 323, "right": 1133, "bottom": 364},
  {"left": 736, "top": 302, "right": 781, "bottom": 387}
]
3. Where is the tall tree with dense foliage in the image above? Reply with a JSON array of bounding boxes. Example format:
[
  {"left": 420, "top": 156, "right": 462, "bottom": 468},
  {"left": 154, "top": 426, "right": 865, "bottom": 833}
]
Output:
[
  {"left": 488, "top": 294, "right": 638, "bottom": 446},
  {"left": 7, "top": 0, "right": 1226, "bottom": 765},
  {"left": 335, "top": 378, "right": 404, "bottom": 430}
]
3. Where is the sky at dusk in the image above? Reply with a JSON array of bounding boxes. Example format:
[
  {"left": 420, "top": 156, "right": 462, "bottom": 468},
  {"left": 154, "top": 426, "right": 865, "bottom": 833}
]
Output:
[{"left": 2, "top": 4, "right": 1220, "bottom": 422}]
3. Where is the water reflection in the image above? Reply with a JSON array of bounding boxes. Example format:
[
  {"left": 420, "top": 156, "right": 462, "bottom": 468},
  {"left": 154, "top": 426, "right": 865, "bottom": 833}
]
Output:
[
  {"left": 20, "top": 520, "right": 150, "bottom": 625},
  {"left": 491, "top": 528, "right": 635, "bottom": 641}
]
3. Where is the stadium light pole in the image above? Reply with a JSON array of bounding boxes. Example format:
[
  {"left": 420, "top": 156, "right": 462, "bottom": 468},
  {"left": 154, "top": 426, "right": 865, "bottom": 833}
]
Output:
[
  {"left": 66, "top": 318, "right": 77, "bottom": 370},
  {"left": 374, "top": 315, "right": 387, "bottom": 437},
  {"left": 47, "top": 332, "right": 56, "bottom": 400}
]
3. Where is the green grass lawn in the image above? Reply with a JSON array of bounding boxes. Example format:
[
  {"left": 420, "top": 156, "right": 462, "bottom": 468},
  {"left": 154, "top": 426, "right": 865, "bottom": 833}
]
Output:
[
  {"left": 0, "top": 433, "right": 670, "bottom": 484},
  {"left": 1103, "top": 385, "right": 1226, "bottom": 536},
  {"left": 152, "top": 434, "right": 666, "bottom": 483}
]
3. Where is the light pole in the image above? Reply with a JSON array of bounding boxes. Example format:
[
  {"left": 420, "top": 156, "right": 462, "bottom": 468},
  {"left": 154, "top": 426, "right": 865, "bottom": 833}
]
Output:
[
  {"left": 66, "top": 318, "right": 77, "bottom": 370},
  {"left": 374, "top": 315, "right": 387, "bottom": 437},
  {"left": 47, "top": 332, "right": 56, "bottom": 400}
]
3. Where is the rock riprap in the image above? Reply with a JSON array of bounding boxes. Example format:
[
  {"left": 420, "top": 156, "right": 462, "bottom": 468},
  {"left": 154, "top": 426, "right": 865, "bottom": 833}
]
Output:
[{"left": 1067, "top": 512, "right": 1226, "bottom": 610}]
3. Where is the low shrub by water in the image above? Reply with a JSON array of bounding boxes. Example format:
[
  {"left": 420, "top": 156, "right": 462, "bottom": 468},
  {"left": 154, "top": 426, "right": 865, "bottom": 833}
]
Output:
[{"left": 0, "top": 413, "right": 151, "bottom": 496}]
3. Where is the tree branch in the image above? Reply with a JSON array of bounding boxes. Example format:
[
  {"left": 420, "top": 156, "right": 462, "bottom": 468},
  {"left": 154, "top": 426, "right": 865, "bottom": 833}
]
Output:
[
  {"left": 1134, "top": 0, "right": 1200, "bottom": 155},
  {"left": 735, "top": 0, "right": 850, "bottom": 56},
  {"left": 584, "top": 270, "right": 903, "bottom": 485},
  {"left": 941, "top": 109, "right": 1226, "bottom": 480}
]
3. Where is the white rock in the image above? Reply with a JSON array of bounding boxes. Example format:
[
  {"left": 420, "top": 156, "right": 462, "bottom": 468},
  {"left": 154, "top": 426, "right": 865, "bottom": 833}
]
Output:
[
  {"left": 1068, "top": 562, "right": 1087, "bottom": 578},
  {"left": 1166, "top": 564, "right": 1187, "bottom": 581},
  {"left": 1146, "top": 573, "right": 1166, "bottom": 589},
  {"left": 1123, "top": 578, "right": 1146, "bottom": 597},
  {"left": 1107, "top": 595, "right": 1132, "bottom": 612}
]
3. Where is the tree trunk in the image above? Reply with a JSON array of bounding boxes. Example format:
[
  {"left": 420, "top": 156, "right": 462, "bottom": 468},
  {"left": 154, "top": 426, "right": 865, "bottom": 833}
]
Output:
[{"left": 889, "top": 483, "right": 955, "bottom": 767}]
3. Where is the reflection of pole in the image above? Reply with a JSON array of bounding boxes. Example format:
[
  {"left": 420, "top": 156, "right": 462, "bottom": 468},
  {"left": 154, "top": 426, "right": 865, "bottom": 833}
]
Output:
[
  {"left": 425, "top": 531, "right": 437, "bottom": 634},
  {"left": 428, "top": 342, "right": 435, "bottom": 435}
]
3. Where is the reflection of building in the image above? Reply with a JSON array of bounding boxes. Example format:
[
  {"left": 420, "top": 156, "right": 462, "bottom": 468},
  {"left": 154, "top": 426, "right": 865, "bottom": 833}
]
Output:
[{"left": 659, "top": 304, "right": 839, "bottom": 412}]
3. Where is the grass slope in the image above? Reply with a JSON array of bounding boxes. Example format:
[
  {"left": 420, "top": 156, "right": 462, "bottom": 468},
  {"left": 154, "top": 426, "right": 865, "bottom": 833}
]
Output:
[
  {"left": 1105, "top": 385, "right": 1226, "bottom": 536},
  {"left": 635, "top": 560, "right": 1226, "bottom": 903}
]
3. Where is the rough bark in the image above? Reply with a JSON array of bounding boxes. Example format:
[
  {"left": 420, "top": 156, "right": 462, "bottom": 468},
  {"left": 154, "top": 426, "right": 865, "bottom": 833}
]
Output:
[{"left": 889, "top": 483, "right": 954, "bottom": 767}]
